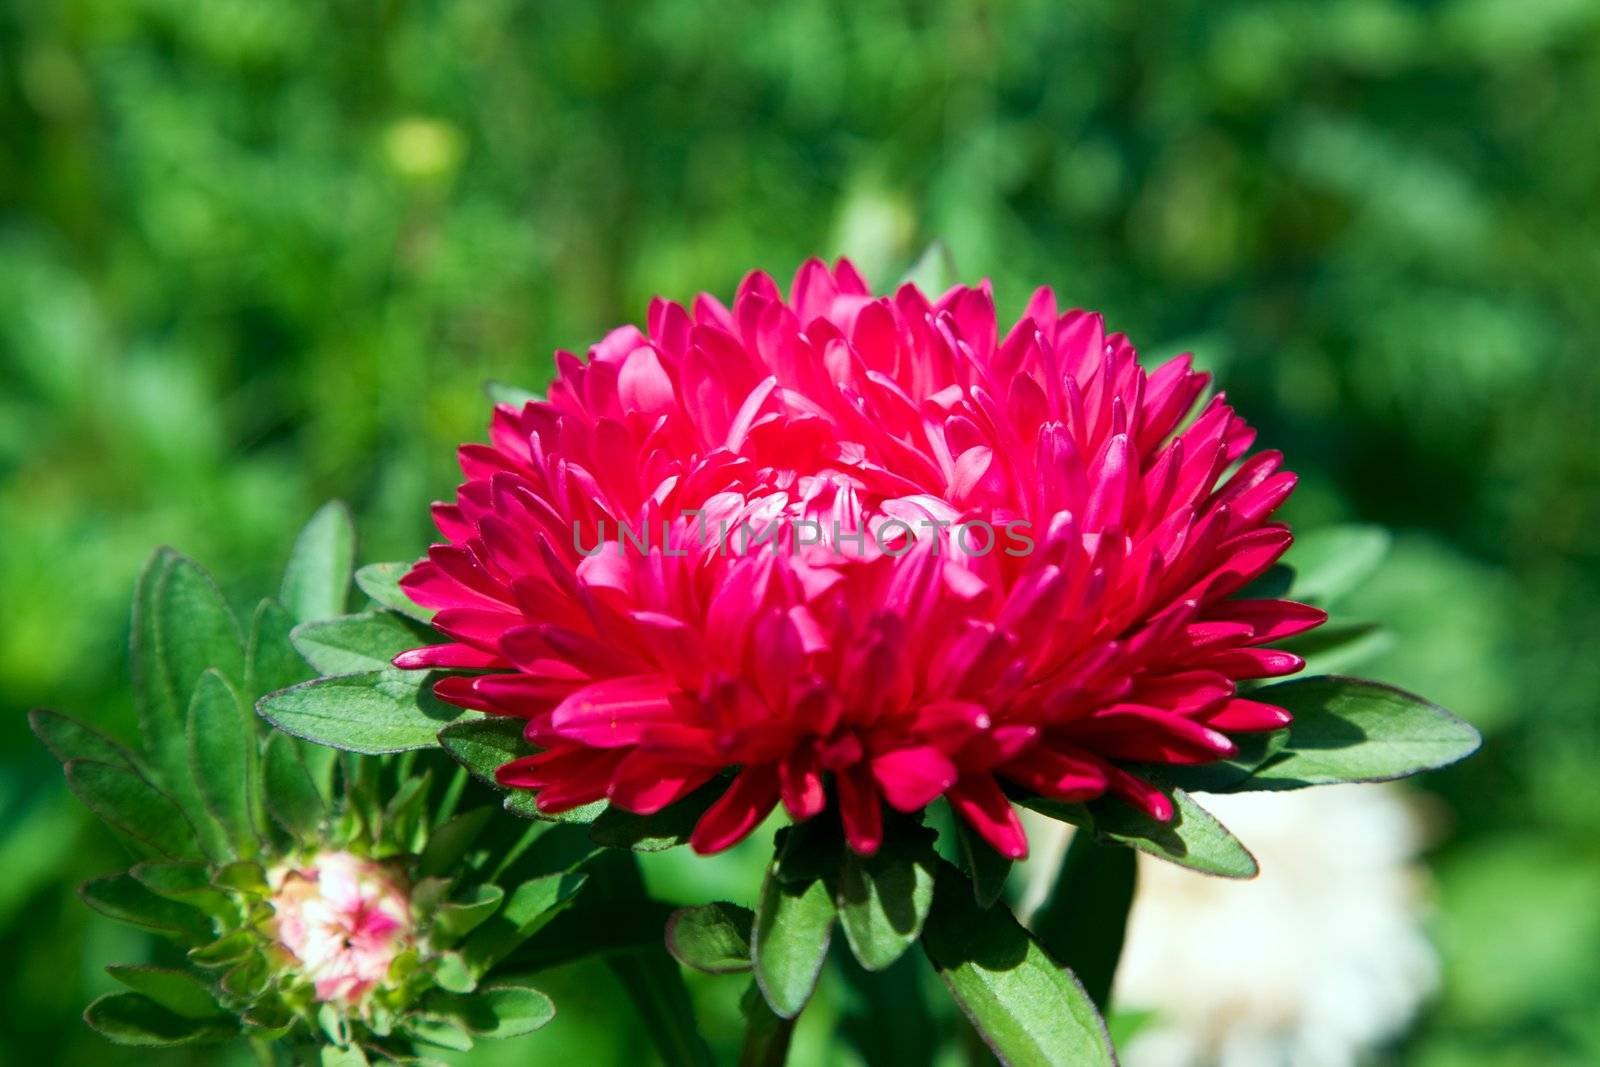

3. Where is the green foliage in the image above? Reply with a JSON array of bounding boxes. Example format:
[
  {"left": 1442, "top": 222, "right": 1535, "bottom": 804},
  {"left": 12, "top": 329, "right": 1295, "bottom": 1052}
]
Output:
[
  {"left": 257, "top": 671, "right": 472, "bottom": 755},
  {"left": 33, "top": 510, "right": 577, "bottom": 1061},
  {"left": 751, "top": 851, "right": 836, "bottom": 1019},
  {"left": 665, "top": 902, "right": 756, "bottom": 975},
  {"left": 922, "top": 860, "right": 1115, "bottom": 1066},
  {"left": 4, "top": 2, "right": 1596, "bottom": 1060}
]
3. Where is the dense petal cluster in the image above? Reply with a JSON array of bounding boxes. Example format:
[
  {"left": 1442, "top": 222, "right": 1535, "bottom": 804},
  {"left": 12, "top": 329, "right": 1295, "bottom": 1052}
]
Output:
[
  {"left": 397, "top": 259, "right": 1324, "bottom": 858},
  {"left": 269, "top": 851, "right": 414, "bottom": 1006}
]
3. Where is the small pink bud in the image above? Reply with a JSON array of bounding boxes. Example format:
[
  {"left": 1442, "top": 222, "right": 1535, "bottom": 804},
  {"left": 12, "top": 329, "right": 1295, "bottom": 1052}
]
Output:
[{"left": 268, "top": 851, "right": 414, "bottom": 1006}]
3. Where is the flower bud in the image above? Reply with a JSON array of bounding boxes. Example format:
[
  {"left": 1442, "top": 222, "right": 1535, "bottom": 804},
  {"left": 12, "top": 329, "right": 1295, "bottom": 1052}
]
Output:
[{"left": 268, "top": 851, "right": 415, "bottom": 1007}]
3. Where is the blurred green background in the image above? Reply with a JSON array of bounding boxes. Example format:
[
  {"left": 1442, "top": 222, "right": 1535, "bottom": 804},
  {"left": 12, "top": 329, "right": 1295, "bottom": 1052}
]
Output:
[{"left": 3, "top": 1, "right": 1598, "bottom": 1064}]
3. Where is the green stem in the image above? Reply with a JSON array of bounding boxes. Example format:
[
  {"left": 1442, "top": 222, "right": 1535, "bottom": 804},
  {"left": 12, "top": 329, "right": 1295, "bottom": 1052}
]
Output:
[{"left": 738, "top": 981, "right": 797, "bottom": 1067}]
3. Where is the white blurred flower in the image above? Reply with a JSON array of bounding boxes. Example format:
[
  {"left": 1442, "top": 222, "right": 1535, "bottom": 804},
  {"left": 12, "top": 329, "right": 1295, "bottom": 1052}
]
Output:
[
  {"left": 269, "top": 850, "right": 415, "bottom": 1007},
  {"left": 1112, "top": 785, "right": 1438, "bottom": 1067}
]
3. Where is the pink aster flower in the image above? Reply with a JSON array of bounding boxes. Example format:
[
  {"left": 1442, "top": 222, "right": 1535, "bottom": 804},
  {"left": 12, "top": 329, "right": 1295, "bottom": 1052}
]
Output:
[
  {"left": 269, "top": 851, "right": 414, "bottom": 1006},
  {"left": 396, "top": 259, "right": 1324, "bottom": 859}
]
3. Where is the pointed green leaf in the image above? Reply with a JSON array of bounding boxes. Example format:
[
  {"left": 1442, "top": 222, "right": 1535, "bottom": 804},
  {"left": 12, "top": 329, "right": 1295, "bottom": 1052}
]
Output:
[
  {"left": 1287, "top": 524, "right": 1390, "bottom": 606},
  {"left": 281, "top": 501, "right": 356, "bottom": 624},
  {"left": 29, "top": 708, "right": 140, "bottom": 772},
  {"left": 106, "top": 965, "right": 224, "bottom": 1019},
  {"left": 751, "top": 861, "right": 835, "bottom": 1018},
  {"left": 131, "top": 862, "right": 236, "bottom": 920},
  {"left": 666, "top": 902, "right": 755, "bottom": 974},
  {"left": 84, "top": 993, "right": 235, "bottom": 1046},
  {"left": 262, "top": 731, "right": 325, "bottom": 838},
  {"left": 246, "top": 599, "right": 311, "bottom": 697},
  {"left": 1030, "top": 832, "right": 1136, "bottom": 1011},
  {"left": 922, "top": 860, "right": 1114, "bottom": 1067},
  {"left": 65, "top": 760, "right": 201, "bottom": 860},
  {"left": 132, "top": 550, "right": 241, "bottom": 859},
  {"left": 290, "top": 611, "right": 433, "bottom": 676},
  {"left": 1022, "top": 789, "right": 1259, "bottom": 879},
  {"left": 1146, "top": 728, "right": 1289, "bottom": 794},
  {"left": 79, "top": 874, "right": 212, "bottom": 940},
  {"left": 835, "top": 825, "right": 937, "bottom": 971},
  {"left": 355, "top": 561, "right": 435, "bottom": 622},
  {"left": 186, "top": 669, "right": 259, "bottom": 855},
  {"left": 1231, "top": 676, "right": 1481, "bottom": 789},
  {"left": 257, "top": 671, "right": 471, "bottom": 754},
  {"left": 1093, "top": 790, "right": 1258, "bottom": 879}
]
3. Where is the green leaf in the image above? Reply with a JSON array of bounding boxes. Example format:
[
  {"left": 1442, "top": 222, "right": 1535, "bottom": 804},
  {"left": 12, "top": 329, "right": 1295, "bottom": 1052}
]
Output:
[
  {"left": 379, "top": 768, "right": 434, "bottom": 855},
  {"left": 432, "top": 884, "right": 505, "bottom": 942},
  {"left": 460, "top": 871, "right": 588, "bottom": 975},
  {"left": 459, "top": 982, "right": 557, "bottom": 1038},
  {"left": 319, "top": 1047, "right": 369, "bottom": 1067},
  {"left": 355, "top": 561, "right": 435, "bottom": 622},
  {"left": 84, "top": 993, "right": 235, "bottom": 1046},
  {"left": 1148, "top": 729, "right": 1289, "bottom": 794},
  {"left": 262, "top": 731, "right": 325, "bottom": 838},
  {"left": 257, "top": 671, "right": 471, "bottom": 754},
  {"left": 1030, "top": 832, "right": 1137, "bottom": 1011},
  {"left": 666, "top": 902, "right": 755, "bottom": 974},
  {"left": 835, "top": 825, "right": 937, "bottom": 971},
  {"left": 186, "top": 669, "right": 260, "bottom": 855},
  {"left": 280, "top": 501, "right": 356, "bottom": 624},
  {"left": 1286, "top": 524, "right": 1390, "bottom": 606},
  {"left": 751, "top": 860, "right": 835, "bottom": 1018},
  {"left": 132, "top": 550, "right": 241, "bottom": 859},
  {"left": 505, "top": 792, "right": 607, "bottom": 824},
  {"left": 953, "top": 816, "right": 1012, "bottom": 908},
  {"left": 291, "top": 611, "right": 432, "bottom": 676},
  {"left": 588, "top": 779, "right": 726, "bottom": 850},
  {"left": 106, "top": 965, "right": 224, "bottom": 1020},
  {"left": 245, "top": 599, "right": 311, "bottom": 698},
  {"left": 29, "top": 708, "right": 140, "bottom": 772},
  {"left": 1231, "top": 676, "right": 1481, "bottom": 789},
  {"left": 439, "top": 716, "right": 526, "bottom": 786},
  {"left": 79, "top": 874, "right": 213, "bottom": 940},
  {"left": 417, "top": 806, "right": 494, "bottom": 879},
  {"left": 131, "top": 862, "right": 235, "bottom": 919},
  {"left": 405, "top": 1015, "right": 475, "bottom": 1051},
  {"left": 65, "top": 760, "right": 201, "bottom": 860},
  {"left": 432, "top": 950, "right": 477, "bottom": 993},
  {"left": 1095, "top": 790, "right": 1258, "bottom": 879},
  {"left": 899, "top": 240, "right": 959, "bottom": 295},
  {"left": 922, "top": 860, "right": 1114, "bottom": 1067},
  {"left": 1023, "top": 789, "right": 1259, "bottom": 879}
]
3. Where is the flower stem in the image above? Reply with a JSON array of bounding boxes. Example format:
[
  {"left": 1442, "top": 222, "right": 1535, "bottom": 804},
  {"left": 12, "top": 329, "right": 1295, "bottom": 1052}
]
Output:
[{"left": 738, "top": 981, "right": 797, "bottom": 1067}]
